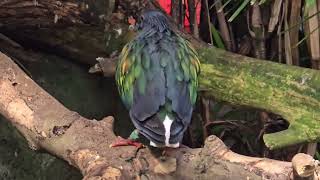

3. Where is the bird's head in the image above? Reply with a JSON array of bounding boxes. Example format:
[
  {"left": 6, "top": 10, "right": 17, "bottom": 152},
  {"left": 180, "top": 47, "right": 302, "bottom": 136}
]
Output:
[{"left": 136, "top": 10, "right": 170, "bottom": 32}]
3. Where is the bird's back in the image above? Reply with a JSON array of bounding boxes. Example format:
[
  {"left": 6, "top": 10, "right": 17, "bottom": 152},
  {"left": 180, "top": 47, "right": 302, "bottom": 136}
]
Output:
[{"left": 116, "top": 17, "right": 200, "bottom": 147}]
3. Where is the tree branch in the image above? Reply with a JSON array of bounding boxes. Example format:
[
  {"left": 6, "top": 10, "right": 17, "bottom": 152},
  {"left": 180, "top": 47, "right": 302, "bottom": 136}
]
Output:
[
  {"left": 198, "top": 48, "right": 320, "bottom": 149},
  {"left": 5, "top": 20, "right": 318, "bottom": 150},
  {"left": 0, "top": 50, "right": 300, "bottom": 180},
  {"left": 2, "top": 0, "right": 319, "bottom": 150},
  {"left": 0, "top": 0, "right": 88, "bottom": 28},
  {"left": 93, "top": 29, "right": 320, "bottom": 150},
  {"left": 0, "top": 0, "right": 319, "bottom": 179}
]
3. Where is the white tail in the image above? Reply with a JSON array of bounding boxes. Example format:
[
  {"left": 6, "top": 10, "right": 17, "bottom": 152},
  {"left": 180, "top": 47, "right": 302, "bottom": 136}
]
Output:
[{"left": 149, "top": 115, "right": 180, "bottom": 148}]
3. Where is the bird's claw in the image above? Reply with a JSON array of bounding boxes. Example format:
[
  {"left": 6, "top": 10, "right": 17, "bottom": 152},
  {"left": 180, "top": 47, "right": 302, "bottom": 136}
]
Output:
[{"left": 110, "top": 136, "right": 143, "bottom": 148}]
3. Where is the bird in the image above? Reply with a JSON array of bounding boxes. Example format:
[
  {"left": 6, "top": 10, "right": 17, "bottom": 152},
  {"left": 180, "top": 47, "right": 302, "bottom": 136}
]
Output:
[{"left": 111, "top": 10, "right": 200, "bottom": 148}]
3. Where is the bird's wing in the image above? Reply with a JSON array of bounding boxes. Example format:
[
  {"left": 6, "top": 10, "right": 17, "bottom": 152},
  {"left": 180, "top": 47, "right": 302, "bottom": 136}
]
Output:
[
  {"left": 116, "top": 40, "right": 143, "bottom": 109},
  {"left": 116, "top": 35, "right": 200, "bottom": 145},
  {"left": 116, "top": 38, "right": 167, "bottom": 143},
  {"left": 176, "top": 36, "right": 200, "bottom": 106},
  {"left": 116, "top": 39, "right": 166, "bottom": 117},
  {"left": 164, "top": 36, "right": 200, "bottom": 121},
  {"left": 158, "top": 35, "right": 200, "bottom": 143}
]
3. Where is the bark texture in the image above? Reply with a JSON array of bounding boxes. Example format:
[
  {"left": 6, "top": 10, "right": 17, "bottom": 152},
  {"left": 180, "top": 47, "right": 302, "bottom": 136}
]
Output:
[
  {"left": 0, "top": 51, "right": 299, "bottom": 179},
  {"left": 2, "top": 0, "right": 319, "bottom": 150},
  {"left": 95, "top": 27, "right": 320, "bottom": 150},
  {"left": 16, "top": 23, "right": 318, "bottom": 150},
  {"left": 0, "top": 0, "right": 85, "bottom": 28},
  {"left": 198, "top": 48, "right": 320, "bottom": 149},
  {"left": 0, "top": 0, "right": 320, "bottom": 179}
]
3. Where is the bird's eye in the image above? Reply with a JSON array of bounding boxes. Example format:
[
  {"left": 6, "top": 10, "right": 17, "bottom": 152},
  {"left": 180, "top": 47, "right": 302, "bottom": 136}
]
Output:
[{"left": 140, "top": 16, "right": 144, "bottom": 21}]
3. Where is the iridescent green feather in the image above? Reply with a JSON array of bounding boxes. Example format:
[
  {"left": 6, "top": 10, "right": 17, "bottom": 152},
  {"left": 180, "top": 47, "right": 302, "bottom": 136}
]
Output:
[
  {"left": 116, "top": 40, "right": 147, "bottom": 108},
  {"left": 116, "top": 35, "right": 200, "bottom": 108},
  {"left": 176, "top": 36, "right": 201, "bottom": 105}
]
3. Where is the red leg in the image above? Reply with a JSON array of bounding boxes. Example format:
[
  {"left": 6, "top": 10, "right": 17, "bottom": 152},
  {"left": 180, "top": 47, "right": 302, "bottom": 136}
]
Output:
[{"left": 110, "top": 136, "right": 143, "bottom": 148}]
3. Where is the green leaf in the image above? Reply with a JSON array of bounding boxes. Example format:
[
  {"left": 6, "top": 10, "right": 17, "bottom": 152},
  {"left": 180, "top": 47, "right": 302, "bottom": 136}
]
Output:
[
  {"left": 228, "top": 0, "right": 250, "bottom": 22},
  {"left": 315, "top": 151, "right": 320, "bottom": 160},
  {"left": 293, "top": 23, "right": 320, "bottom": 48},
  {"left": 210, "top": 23, "right": 226, "bottom": 49},
  {"left": 250, "top": 0, "right": 257, "bottom": 5},
  {"left": 281, "top": 11, "right": 320, "bottom": 34},
  {"left": 258, "top": 0, "right": 267, "bottom": 5},
  {"left": 217, "top": 0, "right": 231, "bottom": 13},
  {"left": 305, "top": 0, "right": 316, "bottom": 13}
]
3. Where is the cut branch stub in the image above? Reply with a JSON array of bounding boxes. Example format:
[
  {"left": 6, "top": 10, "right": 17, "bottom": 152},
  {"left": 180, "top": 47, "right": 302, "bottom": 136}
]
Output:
[{"left": 292, "top": 153, "right": 315, "bottom": 179}]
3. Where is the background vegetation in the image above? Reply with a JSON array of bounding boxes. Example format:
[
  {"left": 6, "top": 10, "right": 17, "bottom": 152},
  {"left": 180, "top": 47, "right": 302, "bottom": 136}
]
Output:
[{"left": 0, "top": 0, "right": 319, "bottom": 179}]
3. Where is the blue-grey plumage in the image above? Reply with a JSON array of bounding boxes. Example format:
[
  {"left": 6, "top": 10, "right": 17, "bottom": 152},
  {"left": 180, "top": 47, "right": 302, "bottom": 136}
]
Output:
[{"left": 115, "top": 10, "right": 200, "bottom": 148}]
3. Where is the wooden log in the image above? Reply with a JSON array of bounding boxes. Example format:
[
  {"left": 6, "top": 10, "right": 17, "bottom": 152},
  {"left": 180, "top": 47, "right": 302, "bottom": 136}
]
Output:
[
  {"left": 292, "top": 153, "right": 315, "bottom": 180},
  {"left": 0, "top": 0, "right": 319, "bottom": 179},
  {"left": 5, "top": 24, "right": 318, "bottom": 150},
  {"left": 198, "top": 48, "right": 320, "bottom": 149},
  {"left": 0, "top": 0, "right": 85, "bottom": 28},
  {"left": 0, "top": 51, "right": 297, "bottom": 179},
  {"left": 92, "top": 28, "right": 320, "bottom": 150}
]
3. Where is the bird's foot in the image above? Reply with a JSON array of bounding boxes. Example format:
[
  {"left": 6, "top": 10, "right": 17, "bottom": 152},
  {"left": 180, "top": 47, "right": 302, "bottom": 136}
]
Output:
[
  {"left": 110, "top": 136, "right": 143, "bottom": 148},
  {"left": 161, "top": 144, "right": 188, "bottom": 156}
]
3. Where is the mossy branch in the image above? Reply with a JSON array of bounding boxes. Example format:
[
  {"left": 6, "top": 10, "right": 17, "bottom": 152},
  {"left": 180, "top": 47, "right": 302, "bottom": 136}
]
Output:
[
  {"left": 9, "top": 24, "right": 320, "bottom": 150},
  {"left": 0, "top": 50, "right": 296, "bottom": 180},
  {"left": 1, "top": 0, "right": 318, "bottom": 151},
  {"left": 198, "top": 47, "right": 320, "bottom": 149}
]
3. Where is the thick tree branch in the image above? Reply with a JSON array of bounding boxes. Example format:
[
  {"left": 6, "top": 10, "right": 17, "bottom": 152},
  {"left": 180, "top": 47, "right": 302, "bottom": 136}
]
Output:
[
  {"left": 92, "top": 30, "right": 320, "bottom": 150},
  {"left": 4, "top": 22, "right": 319, "bottom": 150},
  {"left": 198, "top": 48, "right": 320, "bottom": 149},
  {"left": 0, "top": 0, "right": 87, "bottom": 28},
  {"left": 0, "top": 0, "right": 319, "bottom": 179},
  {"left": 0, "top": 50, "right": 302, "bottom": 180}
]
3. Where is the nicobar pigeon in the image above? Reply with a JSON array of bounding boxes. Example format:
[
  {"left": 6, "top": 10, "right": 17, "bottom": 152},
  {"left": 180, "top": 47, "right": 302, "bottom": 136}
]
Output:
[{"left": 114, "top": 10, "right": 200, "bottom": 148}]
